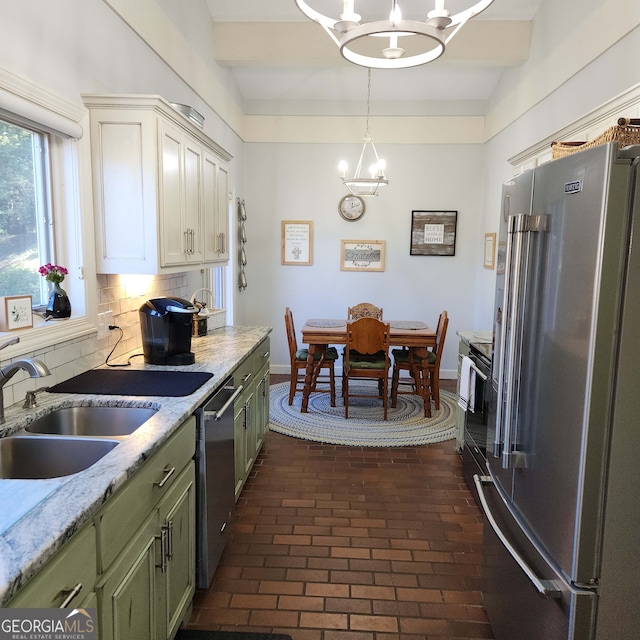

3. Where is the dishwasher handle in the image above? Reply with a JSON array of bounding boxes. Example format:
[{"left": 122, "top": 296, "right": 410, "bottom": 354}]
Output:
[{"left": 204, "top": 385, "right": 244, "bottom": 421}]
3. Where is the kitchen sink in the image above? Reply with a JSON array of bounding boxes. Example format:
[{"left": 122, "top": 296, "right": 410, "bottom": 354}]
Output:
[
  {"left": 0, "top": 436, "right": 120, "bottom": 479},
  {"left": 24, "top": 406, "right": 157, "bottom": 437}
]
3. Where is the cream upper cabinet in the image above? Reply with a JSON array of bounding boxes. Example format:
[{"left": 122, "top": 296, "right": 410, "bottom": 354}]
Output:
[
  {"left": 84, "top": 94, "right": 232, "bottom": 274},
  {"left": 202, "top": 149, "right": 230, "bottom": 263}
]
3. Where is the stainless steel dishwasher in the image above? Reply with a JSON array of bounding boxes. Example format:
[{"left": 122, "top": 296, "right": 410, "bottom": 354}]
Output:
[{"left": 195, "top": 377, "right": 244, "bottom": 589}]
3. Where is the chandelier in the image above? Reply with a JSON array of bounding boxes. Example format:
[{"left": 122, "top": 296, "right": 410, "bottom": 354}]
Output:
[
  {"left": 294, "top": 0, "right": 494, "bottom": 69},
  {"left": 339, "top": 69, "right": 388, "bottom": 197}
]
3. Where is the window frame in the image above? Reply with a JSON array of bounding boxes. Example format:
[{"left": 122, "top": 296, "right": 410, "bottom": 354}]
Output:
[{"left": 0, "top": 69, "right": 97, "bottom": 359}]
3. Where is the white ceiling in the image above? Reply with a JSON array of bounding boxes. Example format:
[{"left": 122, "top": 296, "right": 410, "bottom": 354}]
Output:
[{"left": 204, "top": 0, "right": 544, "bottom": 113}]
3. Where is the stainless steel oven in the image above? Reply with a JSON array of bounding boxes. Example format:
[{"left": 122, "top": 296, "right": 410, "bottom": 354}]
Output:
[{"left": 461, "top": 342, "right": 491, "bottom": 503}]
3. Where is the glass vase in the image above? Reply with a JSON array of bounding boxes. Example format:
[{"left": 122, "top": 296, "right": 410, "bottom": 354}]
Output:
[{"left": 45, "top": 282, "right": 72, "bottom": 319}]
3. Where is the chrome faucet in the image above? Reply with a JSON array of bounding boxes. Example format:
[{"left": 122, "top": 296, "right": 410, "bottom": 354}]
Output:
[{"left": 0, "top": 337, "right": 51, "bottom": 424}]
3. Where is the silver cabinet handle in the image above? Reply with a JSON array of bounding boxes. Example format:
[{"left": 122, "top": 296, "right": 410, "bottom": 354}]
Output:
[
  {"left": 473, "top": 474, "right": 562, "bottom": 598},
  {"left": 155, "top": 466, "right": 176, "bottom": 488},
  {"left": 165, "top": 520, "right": 173, "bottom": 560},
  {"left": 242, "top": 372, "right": 252, "bottom": 383},
  {"left": 59, "top": 583, "right": 82, "bottom": 608},
  {"left": 156, "top": 528, "right": 168, "bottom": 573}
]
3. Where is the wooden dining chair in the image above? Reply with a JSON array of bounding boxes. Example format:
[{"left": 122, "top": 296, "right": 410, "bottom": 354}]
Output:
[
  {"left": 347, "top": 302, "right": 383, "bottom": 320},
  {"left": 284, "top": 307, "right": 338, "bottom": 406},
  {"left": 390, "top": 311, "right": 449, "bottom": 415},
  {"left": 342, "top": 302, "right": 384, "bottom": 394},
  {"left": 343, "top": 317, "right": 391, "bottom": 420}
]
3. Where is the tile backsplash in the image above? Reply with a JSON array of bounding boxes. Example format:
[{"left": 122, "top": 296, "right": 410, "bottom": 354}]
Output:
[{"left": 0, "top": 273, "right": 194, "bottom": 412}]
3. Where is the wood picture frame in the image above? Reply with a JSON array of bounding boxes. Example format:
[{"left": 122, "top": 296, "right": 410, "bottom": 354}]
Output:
[
  {"left": 281, "top": 220, "right": 313, "bottom": 265},
  {"left": 410, "top": 210, "right": 457, "bottom": 256},
  {"left": 484, "top": 232, "right": 497, "bottom": 270},
  {"left": 0, "top": 295, "right": 33, "bottom": 331},
  {"left": 340, "top": 240, "right": 386, "bottom": 272}
]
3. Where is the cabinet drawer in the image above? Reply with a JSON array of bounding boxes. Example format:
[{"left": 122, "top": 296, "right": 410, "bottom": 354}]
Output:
[
  {"left": 234, "top": 354, "right": 255, "bottom": 390},
  {"left": 9, "top": 523, "right": 96, "bottom": 609},
  {"left": 253, "top": 336, "right": 270, "bottom": 372},
  {"left": 95, "top": 417, "right": 196, "bottom": 572}
]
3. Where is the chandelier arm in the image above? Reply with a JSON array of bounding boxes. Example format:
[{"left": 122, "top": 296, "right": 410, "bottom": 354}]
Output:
[
  {"left": 444, "top": 19, "right": 467, "bottom": 45},
  {"left": 320, "top": 22, "right": 341, "bottom": 47},
  {"left": 447, "top": 0, "right": 494, "bottom": 27}
]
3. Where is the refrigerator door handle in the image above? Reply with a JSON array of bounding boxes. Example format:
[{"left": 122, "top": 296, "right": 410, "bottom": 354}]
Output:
[
  {"left": 495, "top": 213, "right": 528, "bottom": 466},
  {"left": 474, "top": 474, "right": 563, "bottom": 599}
]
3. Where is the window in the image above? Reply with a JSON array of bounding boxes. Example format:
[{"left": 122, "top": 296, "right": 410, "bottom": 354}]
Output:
[
  {"left": 0, "top": 71, "right": 96, "bottom": 356},
  {"left": 0, "top": 117, "right": 54, "bottom": 306}
]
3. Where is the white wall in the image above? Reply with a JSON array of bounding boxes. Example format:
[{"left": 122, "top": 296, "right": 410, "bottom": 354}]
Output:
[{"left": 241, "top": 142, "right": 486, "bottom": 377}]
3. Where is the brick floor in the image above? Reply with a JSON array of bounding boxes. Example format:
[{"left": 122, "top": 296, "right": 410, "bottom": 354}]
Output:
[{"left": 187, "top": 377, "right": 494, "bottom": 640}]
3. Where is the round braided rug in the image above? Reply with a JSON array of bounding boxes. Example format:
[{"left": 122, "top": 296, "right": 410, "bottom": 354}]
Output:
[{"left": 269, "top": 382, "right": 456, "bottom": 447}]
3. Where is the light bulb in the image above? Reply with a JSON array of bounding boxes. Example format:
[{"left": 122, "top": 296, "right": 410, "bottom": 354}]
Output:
[
  {"left": 390, "top": 2, "right": 402, "bottom": 25},
  {"left": 338, "top": 160, "right": 348, "bottom": 177}
]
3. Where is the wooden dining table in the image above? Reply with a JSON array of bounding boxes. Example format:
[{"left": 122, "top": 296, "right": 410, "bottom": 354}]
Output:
[{"left": 300, "top": 319, "right": 436, "bottom": 413}]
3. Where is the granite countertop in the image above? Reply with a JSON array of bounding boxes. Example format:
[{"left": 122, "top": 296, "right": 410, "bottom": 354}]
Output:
[
  {"left": 0, "top": 325, "right": 271, "bottom": 606},
  {"left": 457, "top": 329, "right": 493, "bottom": 345}
]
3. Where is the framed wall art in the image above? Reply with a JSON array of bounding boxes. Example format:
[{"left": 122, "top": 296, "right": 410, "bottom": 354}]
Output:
[
  {"left": 410, "top": 210, "right": 457, "bottom": 256},
  {"left": 484, "top": 232, "right": 496, "bottom": 269},
  {"left": 340, "top": 240, "right": 386, "bottom": 272},
  {"left": 281, "top": 220, "right": 313, "bottom": 265},
  {"left": 0, "top": 295, "right": 33, "bottom": 331}
]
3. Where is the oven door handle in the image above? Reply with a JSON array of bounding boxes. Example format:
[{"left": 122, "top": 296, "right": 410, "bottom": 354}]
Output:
[{"left": 459, "top": 354, "right": 489, "bottom": 381}]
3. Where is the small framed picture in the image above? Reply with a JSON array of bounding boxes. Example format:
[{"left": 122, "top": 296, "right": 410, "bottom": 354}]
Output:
[
  {"left": 484, "top": 232, "right": 497, "bottom": 270},
  {"left": 340, "top": 240, "right": 386, "bottom": 272},
  {"left": 281, "top": 220, "right": 313, "bottom": 265},
  {"left": 0, "top": 295, "right": 33, "bottom": 331},
  {"left": 410, "top": 211, "right": 457, "bottom": 256}
]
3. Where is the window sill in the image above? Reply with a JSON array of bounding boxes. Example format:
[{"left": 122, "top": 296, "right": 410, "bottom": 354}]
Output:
[{"left": 0, "top": 315, "right": 96, "bottom": 359}]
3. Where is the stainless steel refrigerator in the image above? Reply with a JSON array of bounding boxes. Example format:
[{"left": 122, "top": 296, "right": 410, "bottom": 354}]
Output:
[{"left": 475, "top": 142, "right": 640, "bottom": 640}]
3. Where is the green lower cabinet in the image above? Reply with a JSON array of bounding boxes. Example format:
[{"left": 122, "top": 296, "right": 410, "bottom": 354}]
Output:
[
  {"left": 233, "top": 336, "right": 271, "bottom": 501},
  {"left": 98, "top": 515, "right": 158, "bottom": 640},
  {"left": 234, "top": 391, "right": 248, "bottom": 501},
  {"left": 158, "top": 465, "right": 196, "bottom": 640},
  {"left": 97, "top": 463, "right": 195, "bottom": 640},
  {"left": 8, "top": 522, "right": 97, "bottom": 610},
  {"left": 255, "top": 363, "right": 270, "bottom": 453}
]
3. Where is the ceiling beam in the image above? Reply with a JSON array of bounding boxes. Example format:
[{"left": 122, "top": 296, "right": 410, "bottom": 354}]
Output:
[{"left": 212, "top": 20, "right": 531, "bottom": 67}]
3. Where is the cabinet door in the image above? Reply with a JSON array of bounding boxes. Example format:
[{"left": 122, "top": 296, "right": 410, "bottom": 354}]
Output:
[
  {"left": 157, "top": 464, "right": 196, "bottom": 640},
  {"left": 183, "top": 138, "right": 203, "bottom": 263},
  {"left": 8, "top": 523, "right": 97, "bottom": 609},
  {"left": 160, "top": 120, "right": 186, "bottom": 266},
  {"left": 215, "top": 161, "right": 230, "bottom": 262},
  {"left": 243, "top": 388, "right": 257, "bottom": 481},
  {"left": 234, "top": 393, "right": 248, "bottom": 501},
  {"left": 255, "top": 364, "right": 270, "bottom": 453},
  {"left": 98, "top": 516, "right": 158, "bottom": 640}
]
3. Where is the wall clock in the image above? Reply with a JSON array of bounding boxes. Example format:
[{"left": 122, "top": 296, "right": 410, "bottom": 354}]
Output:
[{"left": 338, "top": 195, "right": 365, "bottom": 221}]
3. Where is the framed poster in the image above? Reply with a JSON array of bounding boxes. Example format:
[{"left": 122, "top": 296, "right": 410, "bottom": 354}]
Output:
[
  {"left": 281, "top": 220, "right": 313, "bottom": 265},
  {"left": 410, "top": 210, "right": 457, "bottom": 256},
  {"left": 0, "top": 295, "right": 33, "bottom": 331},
  {"left": 484, "top": 232, "right": 496, "bottom": 269},
  {"left": 340, "top": 240, "right": 386, "bottom": 272}
]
